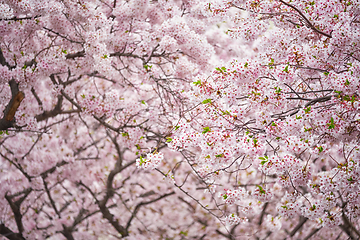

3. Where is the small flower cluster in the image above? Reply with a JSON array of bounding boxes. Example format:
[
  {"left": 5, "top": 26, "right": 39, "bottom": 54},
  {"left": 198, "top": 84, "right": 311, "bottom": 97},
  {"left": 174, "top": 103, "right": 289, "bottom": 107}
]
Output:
[
  {"left": 277, "top": 192, "right": 302, "bottom": 219},
  {"left": 136, "top": 152, "right": 164, "bottom": 170},
  {"left": 219, "top": 188, "right": 247, "bottom": 205},
  {"left": 224, "top": 213, "right": 248, "bottom": 226},
  {"left": 301, "top": 201, "right": 324, "bottom": 220},
  {"left": 252, "top": 185, "right": 273, "bottom": 202}
]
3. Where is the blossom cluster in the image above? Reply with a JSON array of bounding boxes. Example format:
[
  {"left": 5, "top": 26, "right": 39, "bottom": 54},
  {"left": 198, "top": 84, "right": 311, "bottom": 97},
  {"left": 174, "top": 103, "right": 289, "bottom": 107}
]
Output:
[{"left": 136, "top": 152, "right": 164, "bottom": 170}]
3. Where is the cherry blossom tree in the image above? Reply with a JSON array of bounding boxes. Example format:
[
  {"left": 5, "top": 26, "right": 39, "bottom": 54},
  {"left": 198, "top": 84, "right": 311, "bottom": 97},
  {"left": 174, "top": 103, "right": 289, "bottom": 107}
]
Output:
[{"left": 0, "top": 0, "right": 359, "bottom": 239}]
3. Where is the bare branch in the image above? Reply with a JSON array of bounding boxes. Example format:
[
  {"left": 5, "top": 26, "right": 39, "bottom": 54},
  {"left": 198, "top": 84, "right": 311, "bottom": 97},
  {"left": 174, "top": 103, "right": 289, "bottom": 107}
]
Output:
[{"left": 277, "top": 0, "right": 332, "bottom": 38}]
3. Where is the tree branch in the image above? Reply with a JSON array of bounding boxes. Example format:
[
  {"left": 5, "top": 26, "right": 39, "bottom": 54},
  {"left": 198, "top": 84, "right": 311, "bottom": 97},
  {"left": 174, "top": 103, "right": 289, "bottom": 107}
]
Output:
[
  {"left": 0, "top": 223, "right": 25, "bottom": 240},
  {"left": 0, "top": 80, "right": 25, "bottom": 130},
  {"left": 277, "top": 0, "right": 332, "bottom": 38},
  {"left": 125, "top": 191, "right": 175, "bottom": 230},
  {"left": 4, "top": 188, "right": 32, "bottom": 236}
]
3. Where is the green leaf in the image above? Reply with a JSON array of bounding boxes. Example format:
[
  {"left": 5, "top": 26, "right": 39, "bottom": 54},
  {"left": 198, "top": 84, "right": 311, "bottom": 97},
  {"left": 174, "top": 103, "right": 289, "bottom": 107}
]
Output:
[
  {"left": 304, "top": 127, "right": 312, "bottom": 132},
  {"left": 202, "top": 127, "right": 211, "bottom": 134},
  {"left": 202, "top": 99, "right": 212, "bottom": 104},
  {"left": 283, "top": 65, "right": 289, "bottom": 73},
  {"left": 221, "top": 110, "right": 231, "bottom": 115},
  {"left": 256, "top": 185, "right": 266, "bottom": 194},
  {"left": 166, "top": 137, "right": 172, "bottom": 142},
  {"left": 193, "top": 80, "right": 201, "bottom": 86},
  {"left": 260, "top": 160, "right": 268, "bottom": 165},
  {"left": 317, "top": 146, "right": 323, "bottom": 153},
  {"left": 143, "top": 64, "right": 152, "bottom": 71},
  {"left": 268, "top": 58, "right": 274, "bottom": 66},
  {"left": 122, "top": 132, "right": 129, "bottom": 137},
  {"left": 244, "top": 62, "right": 248, "bottom": 67},
  {"left": 324, "top": 72, "right": 329, "bottom": 76},
  {"left": 174, "top": 126, "right": 180, "bottom": 130},
  {"left": 215, "top": 66, "right": 227, "bottom": 73},
  {"left": 328, "top": 117, "right": 335, "bottom": 129},
  {"left": 139, "top": 156, "right": 146, "bottom": 166},
  {"left": 141, "top": 100, "right": 146, "bottom": 105},
  {"left": 62, "top": 49, "right": 67, "bottom": 54}
]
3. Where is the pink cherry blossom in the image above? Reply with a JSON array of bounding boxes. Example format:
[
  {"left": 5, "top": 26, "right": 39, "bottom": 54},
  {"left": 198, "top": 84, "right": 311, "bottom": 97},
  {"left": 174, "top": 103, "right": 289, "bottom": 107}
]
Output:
[{"left": 0, "top": 0, "right": 359, "bottom": 239}]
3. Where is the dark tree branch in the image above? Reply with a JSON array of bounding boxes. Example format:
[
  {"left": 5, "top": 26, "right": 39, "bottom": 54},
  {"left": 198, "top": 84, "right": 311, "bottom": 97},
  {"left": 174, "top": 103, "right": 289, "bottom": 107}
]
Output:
[
  {"left": 61, "top": 226, "right": 75, "bottom": 240},
  {"left": 65, "top": 50, "right": 86, "bottom": 59},
  {"left": 0, "top": 15, "right": 41, "bottom": 21},
  {"left": 258, "top": 202, "right": 268, "bottom": 225},
  {"left": 125, "top": 191, "right": 175, "bottom": 231},
  {"left": 0, "top": 49, "right": 25, "bottom": 130},
  {"left": 98, "top": 201, "right": 128, "bottom": 237},
  {"left": 31, "top": 87, "right": 43, "bottom": 110},
  {"left": 304, "top": 95, "right": 335, "bottom": 107},
  {"left": 40, "top": 160, "right": 68, "bottom": 178},
  {"left": 277, "top": 0, "right": 332, "bottom": 38},
  {"left": 303, "top": 228, "right": 321, "bottom": 240},
  {"left": 0, "top": 223, "right": 25, "bottom": 240},
  {"left": 96, "top": 160, "right": 135, "bottom": 237},
  {"left": 341, "top": 212, "right": 360, "bottom": 239},
  {"left": 289, "top": 216, "right": 307, "bottom": 237},
  {"left": 42, "top": 177, "right": 61, "bottom": 217},
  {"left": 0, "top": 80, "right": 25, "bottom": 130},
  {"left": 0, "top": 49, "right": 10, "bottom": 68},
  {"left": 4, "top": 188, "right": 32, "bottom": 236},
  {"left": 35, "top": 95, "right": 75, "bottom": 122},
  {"left": 43, "top": 27, "right": 83, "bottom": 44}
]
